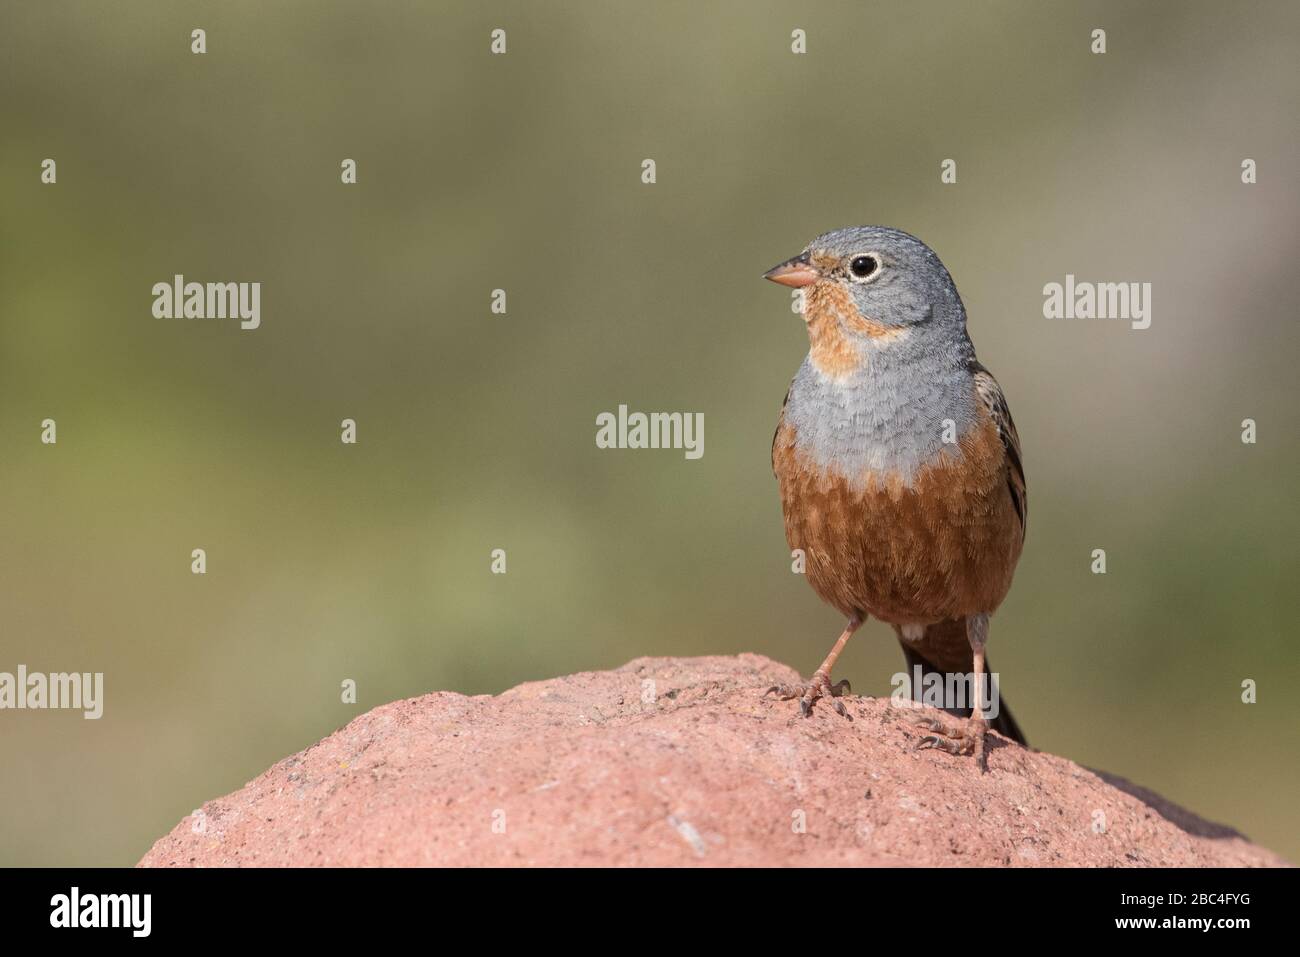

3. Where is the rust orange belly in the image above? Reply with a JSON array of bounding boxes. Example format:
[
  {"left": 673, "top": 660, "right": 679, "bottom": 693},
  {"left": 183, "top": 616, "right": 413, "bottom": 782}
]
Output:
[{"left": 773, "top": 412, "right": 1022, "bottom": 624}]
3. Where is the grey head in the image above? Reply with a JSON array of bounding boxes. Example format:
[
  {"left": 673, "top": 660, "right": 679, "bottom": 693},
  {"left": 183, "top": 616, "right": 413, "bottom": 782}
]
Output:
[
  {"left": 764, "top": 226, "right": 982, "bottom": 482},
  {"left": 764, "top": 225, "right": 970, "bottom": 346}
]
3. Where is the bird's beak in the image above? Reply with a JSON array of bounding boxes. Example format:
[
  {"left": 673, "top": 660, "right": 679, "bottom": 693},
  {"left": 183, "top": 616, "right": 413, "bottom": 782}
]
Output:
[{"left": 762, "top": 252, "right": 819, "bottom": 288}]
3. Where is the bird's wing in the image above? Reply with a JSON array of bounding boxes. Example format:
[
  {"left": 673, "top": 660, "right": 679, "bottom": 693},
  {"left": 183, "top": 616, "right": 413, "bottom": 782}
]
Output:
[
  {"left": 771, "top": 383, "right": 792, "bottom": 477},
  {"left": 971, "top": 362, "right": 1027, "bottom": 539}
]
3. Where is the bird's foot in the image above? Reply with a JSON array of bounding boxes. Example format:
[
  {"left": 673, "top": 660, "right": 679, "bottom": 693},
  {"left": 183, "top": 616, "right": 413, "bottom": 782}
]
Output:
[
  {"left": 765, "top": 671, "right": 852, "bottom": 719},
  {"left": 908, "top": 712, "right": 989, "bottom": 772}
]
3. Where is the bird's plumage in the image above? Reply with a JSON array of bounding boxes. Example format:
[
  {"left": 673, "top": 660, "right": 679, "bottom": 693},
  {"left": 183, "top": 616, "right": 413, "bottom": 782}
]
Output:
[
  {"left": 772, "top": 370, "right": 1022, "bottom": 623},
  {"left": 767, "top": 225, "right": 1028, "bottom": 749}
]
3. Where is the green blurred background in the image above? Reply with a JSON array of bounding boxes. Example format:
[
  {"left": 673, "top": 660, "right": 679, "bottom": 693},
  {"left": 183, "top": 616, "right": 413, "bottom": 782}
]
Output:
[{"left": 2, "top": 1, "right": 1296, "bottom": 866}]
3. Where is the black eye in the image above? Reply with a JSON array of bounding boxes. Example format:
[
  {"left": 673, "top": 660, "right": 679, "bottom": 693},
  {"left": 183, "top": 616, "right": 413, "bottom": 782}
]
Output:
[{"left": 849, "top": 255, "right": 878, "bottom": 279}]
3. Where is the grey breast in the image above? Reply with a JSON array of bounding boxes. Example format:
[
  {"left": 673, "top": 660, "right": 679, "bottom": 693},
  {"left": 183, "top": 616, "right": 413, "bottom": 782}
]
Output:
[{"left": 783, "top": 335, "right": 980, "bottom": 487}]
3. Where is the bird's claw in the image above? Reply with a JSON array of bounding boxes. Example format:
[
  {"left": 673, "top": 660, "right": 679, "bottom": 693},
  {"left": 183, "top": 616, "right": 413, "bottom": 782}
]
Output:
[
  {"left": 765, "top": 672, "right": 852, "bottom": 719},
  {"left": 907, "top": 711, "right": 989, "bottom": 772}
]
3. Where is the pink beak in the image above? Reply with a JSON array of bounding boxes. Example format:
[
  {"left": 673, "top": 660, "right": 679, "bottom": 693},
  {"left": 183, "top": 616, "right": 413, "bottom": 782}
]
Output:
[{"left": 763, "top": 253, "right": 819, "bottom": 288}]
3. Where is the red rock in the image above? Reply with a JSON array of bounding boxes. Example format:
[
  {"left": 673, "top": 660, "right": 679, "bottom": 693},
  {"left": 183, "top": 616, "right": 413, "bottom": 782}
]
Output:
[{"left": 138, "top": 655, "right": 1286, "bottom": 867}]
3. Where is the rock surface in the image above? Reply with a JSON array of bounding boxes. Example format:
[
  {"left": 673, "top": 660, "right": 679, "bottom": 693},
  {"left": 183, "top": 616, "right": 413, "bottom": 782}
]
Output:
[{"left": 139, "top": 655, "right": 1286, "bottom": 867}]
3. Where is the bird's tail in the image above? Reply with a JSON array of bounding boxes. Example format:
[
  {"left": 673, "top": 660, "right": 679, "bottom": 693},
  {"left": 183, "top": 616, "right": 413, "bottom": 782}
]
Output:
[{"left": 894, "top": 618, "right": 1027, "bottom": 747}]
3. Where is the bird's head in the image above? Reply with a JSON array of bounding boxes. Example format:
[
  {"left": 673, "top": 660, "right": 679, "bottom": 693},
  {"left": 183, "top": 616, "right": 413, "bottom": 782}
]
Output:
[{"left": 763, "top": 226, "right": 966, "bottom": 374}]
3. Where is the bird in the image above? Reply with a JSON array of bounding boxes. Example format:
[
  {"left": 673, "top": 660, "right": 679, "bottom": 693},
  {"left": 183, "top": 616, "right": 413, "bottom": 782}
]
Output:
[{"left": 762, "top": 225, "right": 1027, "bottom": 770}]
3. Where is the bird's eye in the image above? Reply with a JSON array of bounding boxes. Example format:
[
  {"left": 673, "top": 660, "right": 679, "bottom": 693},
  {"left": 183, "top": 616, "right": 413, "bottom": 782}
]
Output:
[{"left": 849, "top": 254, "right": 879, "bottom": 280}]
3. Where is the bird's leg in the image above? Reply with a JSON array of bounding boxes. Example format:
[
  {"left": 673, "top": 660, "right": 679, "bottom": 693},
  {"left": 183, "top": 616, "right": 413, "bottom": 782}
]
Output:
[
  {"left": 966, "top": 614, "right": 991, "bottom": 771},
  {"left": 766, "top": 616, "right": 862, "bottom": 719},
  {"left": 913, "top": 613, "right": 991, "bottom": 771}
]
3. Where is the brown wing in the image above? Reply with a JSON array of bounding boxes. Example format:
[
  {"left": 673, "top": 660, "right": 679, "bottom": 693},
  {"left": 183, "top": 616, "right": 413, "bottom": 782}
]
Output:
[
  {"left": 971, "top": 362, "right": 1027, "bottom": 540},
  {"left": 771, "top": 382, "right": 792, "bottom": 477}
]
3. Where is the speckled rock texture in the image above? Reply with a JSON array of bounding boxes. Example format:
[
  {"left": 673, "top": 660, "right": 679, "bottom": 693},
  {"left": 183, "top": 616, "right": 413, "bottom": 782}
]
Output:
[{"left": 139, "top": 655, "right": 1286, "bottom": 867}]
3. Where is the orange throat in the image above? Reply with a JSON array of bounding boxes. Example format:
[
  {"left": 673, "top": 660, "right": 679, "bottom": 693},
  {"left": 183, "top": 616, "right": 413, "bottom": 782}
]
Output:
[{"left": 803, "top": 279, "right": 906, "bottom": 379}]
